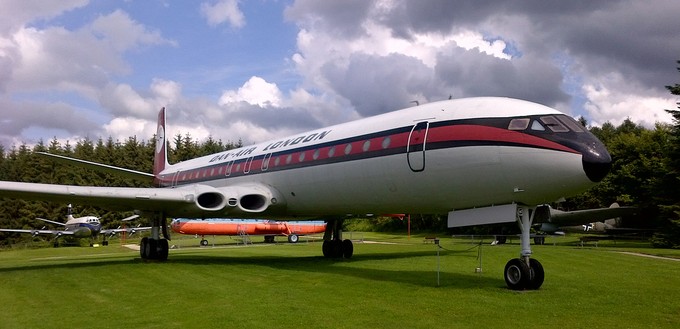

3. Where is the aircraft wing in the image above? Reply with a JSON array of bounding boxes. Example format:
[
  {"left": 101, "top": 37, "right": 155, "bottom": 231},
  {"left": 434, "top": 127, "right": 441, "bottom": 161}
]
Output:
[
  {"left": 0, "top": 228, "right": 75, "bottom": 237},
  {"left": 0, "top": 181, "right": 280, "bottom": 218},
  {"left": 101, "top": 226, "right": 151, "bottom": 236}
]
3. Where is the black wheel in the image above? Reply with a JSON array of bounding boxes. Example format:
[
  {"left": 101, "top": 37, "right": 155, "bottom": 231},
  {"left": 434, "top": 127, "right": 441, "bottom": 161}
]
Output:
[
  {"left": 147, "top": 238, "right": 158, "bottom": 260},
  {"left": 287, "top": 234, "right": 299, "bottom": 243},
  {"left": 534, "top": 237, "right": 545, "bottom": 245},
  {"left": 200, "top": 239, "right": 208, "bottom": 247},
  {"left": 331, "top": 239, "right": 343, "bottom": 258},
  {"left": 526, "top": 258, "right": 545, "bottom": 290},
  {"left": 157, "top": 239, "right": 169, "bottom": 261},
  {"left": 322, "top": 240, "right": 331, "bottom": 257},
  {"left": 504, "top": 258, "right": 530, "bottom": 290},
  {"left": 497, "top": 236, "right": 507, "bottom": 244},
  {"left": 342, "top": 239, "right": 353, "bottom": 259},
  {"left": 264, "top": 236, "right": 274, "bottom": 243},
  {"left": 102, "top": 240, "right": 109, "bottom": 246},
  {"left": 140, "top": 237, "right": 148, "bottom": 259}
]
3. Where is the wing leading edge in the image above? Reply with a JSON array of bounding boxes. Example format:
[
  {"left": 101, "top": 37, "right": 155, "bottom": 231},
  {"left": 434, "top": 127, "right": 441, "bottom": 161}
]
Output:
[{"left": 0, "top": 181, "right": 282, "bottom": 218}]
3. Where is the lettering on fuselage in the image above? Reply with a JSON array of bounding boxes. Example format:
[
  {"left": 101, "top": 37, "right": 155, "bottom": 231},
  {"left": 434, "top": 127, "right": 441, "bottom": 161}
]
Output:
[
  {"left": 262, "top": 130, "right": 332, "bottom": 151},
  {"left": 208, "top": 130, "right": 332, "bottom": 163}
]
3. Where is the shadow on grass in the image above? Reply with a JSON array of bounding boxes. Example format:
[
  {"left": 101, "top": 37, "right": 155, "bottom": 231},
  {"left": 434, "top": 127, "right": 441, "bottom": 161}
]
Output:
[
  {"left": 0, "top": 248, "right": 504, "bottom": 289},
  {"left": 170, "top": 249, "right": 502, "bottom": 289}
]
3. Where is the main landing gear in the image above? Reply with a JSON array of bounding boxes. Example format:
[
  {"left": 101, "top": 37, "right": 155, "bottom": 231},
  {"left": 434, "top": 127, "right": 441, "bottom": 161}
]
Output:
[
  {"left": 322, "top": 218, "right": 353, "bottom": 259},
  {"left": 503, "top": 206, "right": 544, "bottom": 290},
  {"left": 140, "top": 213, "right": 170, "bottom": 261}
]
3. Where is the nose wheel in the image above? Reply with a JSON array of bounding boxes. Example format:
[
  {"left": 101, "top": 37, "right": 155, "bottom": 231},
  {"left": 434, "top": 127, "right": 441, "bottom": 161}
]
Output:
[{"left": 504, "top": 257, "right": 544, "bottom": 290}]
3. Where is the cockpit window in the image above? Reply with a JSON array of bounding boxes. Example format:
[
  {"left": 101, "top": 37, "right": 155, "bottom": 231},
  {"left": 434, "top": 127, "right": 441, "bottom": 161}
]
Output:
[
  {"left": 556, "top": 115, "right": 584, "bottom": 132},
  {"left": 540, "top": 116, "right": 569, "bottom": 132},
  {"left": 531, "top": 120, "right": 546, "bottom": 131},
  {"left": 508, "top": 118, "right": 530, "bottom": 130}
]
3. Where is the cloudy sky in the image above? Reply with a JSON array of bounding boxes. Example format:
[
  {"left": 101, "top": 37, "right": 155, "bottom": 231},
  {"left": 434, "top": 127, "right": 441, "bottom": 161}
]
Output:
[{"left": 1, "top": 0, "right": 678, "bottom": 149}]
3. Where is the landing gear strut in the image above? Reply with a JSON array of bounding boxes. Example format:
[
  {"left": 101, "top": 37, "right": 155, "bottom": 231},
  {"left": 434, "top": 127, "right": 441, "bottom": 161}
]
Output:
[
  {"left": 140, "top": 213, "right": 170, "bottom": 261},
  {"left": 322, "top": 218, "right": 353, "bottom": 259},
  {"left": 503, "top": 205, "right": 544, "bottom": 290}
]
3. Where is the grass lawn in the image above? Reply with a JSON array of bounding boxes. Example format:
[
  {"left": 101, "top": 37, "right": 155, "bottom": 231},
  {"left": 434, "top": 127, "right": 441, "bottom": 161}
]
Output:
[{"left": 0, "top": 233, "right": 678, "bottom": 329}]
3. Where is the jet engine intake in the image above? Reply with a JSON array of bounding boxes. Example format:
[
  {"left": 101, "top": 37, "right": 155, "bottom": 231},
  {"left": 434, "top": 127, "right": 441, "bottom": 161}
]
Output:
[
  {"left": 196, "top": 191, "right": 227, "bottom": 211},
  {"left": 239, "top": 194, "right": 268, "bottom": 212}
]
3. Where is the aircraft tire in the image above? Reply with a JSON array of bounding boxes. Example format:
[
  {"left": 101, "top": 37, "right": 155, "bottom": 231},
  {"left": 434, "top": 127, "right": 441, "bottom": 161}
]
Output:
[
  {"left": 342, "top": 239, "right": 353, "bottom": 259},
  {"left": 149, "top": 239, "right": 159, "bottom": 259},
  {"left": 140, "top": 237, "right": 148, "bottom": 259},
  {"left": 322, "top": 240, "right": 331, "bottom": 257},
  {"left": 157, "top": 239, "right": 169, "bottom": 261},
  {"left": 102, "top": 240, "right": 109, "bottom": 246},
  {"left": 288, "top": 234, "right": 299, "bottom": 243},
  {"left": 331, "top": 239, "right": 343, "bottom": 258},
  {"left": 264, "top": 236, "right": 274, "bottom": 243},
  {"left": 526, "top": 258, "right": 544, "bottom": 290},
  {"left": 534, "top": 237, "right": 545, "bottom": 245},
  {"left": 504, "top": 258, "right": 530, "bottom": 290},
  {"left": 200, "top": 239, "right": 208, "bottom": 247}
]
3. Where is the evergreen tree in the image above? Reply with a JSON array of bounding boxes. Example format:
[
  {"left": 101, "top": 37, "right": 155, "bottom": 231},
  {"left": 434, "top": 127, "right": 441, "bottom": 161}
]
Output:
[{"left": 652, "top": 60, "right": 680, "bottom": 248}]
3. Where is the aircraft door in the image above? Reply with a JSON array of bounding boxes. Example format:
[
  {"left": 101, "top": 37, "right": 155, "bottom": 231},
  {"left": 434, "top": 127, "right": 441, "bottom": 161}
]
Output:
[{"left": 407, "top": 121, "right": 429, "bottom": 172}]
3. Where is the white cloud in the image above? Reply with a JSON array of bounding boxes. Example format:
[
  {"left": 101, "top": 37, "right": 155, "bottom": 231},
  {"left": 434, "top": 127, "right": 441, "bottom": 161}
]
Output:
[
  {"left": 218, "top": 76, "right": 282, "bottom": 107},
  {"left": 200, "top": 0, "right": 245, "bottom": 28},
  {"left": 0, "top": 0, "right": 88, "bottom": 34},
  {"left": 89, "top": 9, "right": 176, "bottom": 51},
  {"left": 583, "top": 83, "right": 674, "bottom": 127}
]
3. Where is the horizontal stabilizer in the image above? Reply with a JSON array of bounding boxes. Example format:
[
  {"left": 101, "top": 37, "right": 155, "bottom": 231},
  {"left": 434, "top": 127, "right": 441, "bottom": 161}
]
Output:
[
  {"left": 534, "top": 204, "right": 637, "bottom": 226},
  {"left": 36, "top": 152, "right": 155, "bottom": 183}
]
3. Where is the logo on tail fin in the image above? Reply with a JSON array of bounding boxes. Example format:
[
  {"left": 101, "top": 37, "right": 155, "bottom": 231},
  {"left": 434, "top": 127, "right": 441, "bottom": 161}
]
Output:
[{"left": 156, "top": 125, "right": 165, "bottom": 154}]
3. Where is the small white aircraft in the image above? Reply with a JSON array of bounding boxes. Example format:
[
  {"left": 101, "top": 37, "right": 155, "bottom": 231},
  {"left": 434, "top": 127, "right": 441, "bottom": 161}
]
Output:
[
  {"left": 0, "top": 204, "right": 146, "bottom": 246},
  {"left": 0, "top": 97, "right": 612, "bottom": 290}
]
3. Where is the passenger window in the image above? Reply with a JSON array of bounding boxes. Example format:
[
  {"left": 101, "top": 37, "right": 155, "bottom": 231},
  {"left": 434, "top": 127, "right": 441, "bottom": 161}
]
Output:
[
  {"left": 382, "top": 137, "right": 391, "bottom": 149},
  {"left": 344, "top": 144, "right": 352, "bottom": 155},
  {"left": 540, "top": 116, "right": 569, "bottom": 132},
  {"left": 328, "top": 146, "right": 336, "bottom": 157},
  {"left": 362, "top": 140, "right": 371, "bottom": 152},
  {"left": 508, "top": 118, "right": 530, "bottom": 130},
  {"left": 531, "top": 120, "right": 545, "bottom": 131}
]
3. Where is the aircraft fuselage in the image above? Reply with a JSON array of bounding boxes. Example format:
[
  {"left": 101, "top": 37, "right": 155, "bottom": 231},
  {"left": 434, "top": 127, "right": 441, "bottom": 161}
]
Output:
[{"left": 154, "top": 97, "right": 610, "bottom": 218}]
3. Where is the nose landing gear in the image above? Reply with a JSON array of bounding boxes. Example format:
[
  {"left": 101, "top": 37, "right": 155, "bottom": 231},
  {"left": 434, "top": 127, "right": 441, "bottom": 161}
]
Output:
[{"left": 503, "top": 206, "right": 544, "bottom": 290}]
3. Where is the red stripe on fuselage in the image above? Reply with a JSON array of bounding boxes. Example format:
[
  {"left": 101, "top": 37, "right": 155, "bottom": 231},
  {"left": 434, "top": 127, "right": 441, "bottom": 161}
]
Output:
[
  {"left": 427, "top": 125, "right": 579, "bottom": 154},
  {"left": 157, "top": 123, "right": 578, "bottom": 186}
]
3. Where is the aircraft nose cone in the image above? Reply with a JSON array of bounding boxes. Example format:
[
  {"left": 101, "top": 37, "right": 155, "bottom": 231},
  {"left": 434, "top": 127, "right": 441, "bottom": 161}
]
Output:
[{"left": 582, "top": 143, "right": 612, "bottom": 183}]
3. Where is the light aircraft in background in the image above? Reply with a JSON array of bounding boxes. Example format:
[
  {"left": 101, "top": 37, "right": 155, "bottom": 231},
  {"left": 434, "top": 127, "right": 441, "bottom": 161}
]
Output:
[
  {"left": 171, "top": 218, "right": 326, "bottom": 245},
  {"left": 0, "top": 204, "right": 147, "bottom": 247},
  {"left": 534, "top": 203, "right": 640, "bottom": 235},
  {"left": 0, "top": 97, "right": 612, "bottom": 290}
]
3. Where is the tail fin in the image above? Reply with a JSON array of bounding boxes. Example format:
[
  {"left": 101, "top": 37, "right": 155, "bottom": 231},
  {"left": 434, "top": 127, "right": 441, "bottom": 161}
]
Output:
[
  {"left": 66, "top": 204, "right": 75, "bottom": 221},
  {"left": 154, "top": 107, "right": 170, "bottom": 177}
]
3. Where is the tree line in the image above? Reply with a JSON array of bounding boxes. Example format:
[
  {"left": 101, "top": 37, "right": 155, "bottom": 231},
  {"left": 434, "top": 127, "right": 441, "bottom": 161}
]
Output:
[{"left": 0, "top": 134, "right": 241, "bottom": 247}]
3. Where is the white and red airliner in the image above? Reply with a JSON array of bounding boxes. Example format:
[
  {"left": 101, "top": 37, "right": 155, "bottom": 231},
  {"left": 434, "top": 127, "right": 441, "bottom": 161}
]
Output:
[{"left": 0, "top": 97, "right": 611, "bottom": 290}]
